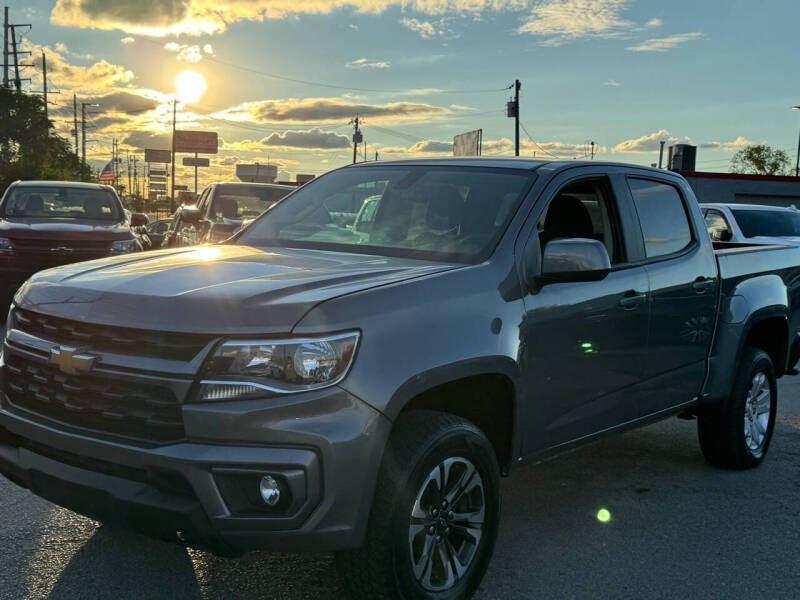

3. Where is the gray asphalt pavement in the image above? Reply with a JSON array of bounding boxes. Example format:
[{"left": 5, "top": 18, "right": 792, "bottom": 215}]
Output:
[{"left": 2, "top": 379, "right": 800, "bottom": 600}]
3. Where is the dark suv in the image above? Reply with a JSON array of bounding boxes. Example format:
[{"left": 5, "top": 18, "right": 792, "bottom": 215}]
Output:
[{"left": 2, "top": 159, "right": 800, "bottom": 600}]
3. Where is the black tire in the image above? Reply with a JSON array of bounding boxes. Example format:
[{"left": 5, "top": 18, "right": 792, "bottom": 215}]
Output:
[
  {"left": 698, "top": 347, "right": 777, "bottom": 469},
  {"left": 336, "top": 410, "right": 501, "bottom": 600}
]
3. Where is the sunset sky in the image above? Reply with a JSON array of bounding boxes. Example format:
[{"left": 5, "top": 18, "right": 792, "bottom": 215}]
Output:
[{"left": 16, "top": 0, "right": 800, "bottom": 185}]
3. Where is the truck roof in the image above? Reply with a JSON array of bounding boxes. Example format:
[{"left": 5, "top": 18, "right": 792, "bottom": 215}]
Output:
[
  {"left": 701, "top": 202, "right": 800, "bottom": 212},
  {"left": 343, "top": 157, "right": 674, "bottom": 175}
]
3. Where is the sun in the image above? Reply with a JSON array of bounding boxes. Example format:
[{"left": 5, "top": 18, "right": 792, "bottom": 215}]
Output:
[{"left": 175, "top": 70, "right": 207, "bottom": 104}]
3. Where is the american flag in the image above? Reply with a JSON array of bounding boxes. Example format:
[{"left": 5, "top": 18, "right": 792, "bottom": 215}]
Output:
[{"left": 98, "top": 160, "right": 115, "bottom": 183}]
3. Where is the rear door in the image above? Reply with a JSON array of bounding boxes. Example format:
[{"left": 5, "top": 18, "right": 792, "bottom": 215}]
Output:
[{"left": 625, "top": 176, "right": 719, "bottom": 415}]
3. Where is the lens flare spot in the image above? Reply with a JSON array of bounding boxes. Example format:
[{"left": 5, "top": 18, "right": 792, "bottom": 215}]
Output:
[
  {"left": 190, "top": 246, "right": 222, "bottom": 261},
  {"left": 597, "top": 508, "right": 611, "bottom": 523}
]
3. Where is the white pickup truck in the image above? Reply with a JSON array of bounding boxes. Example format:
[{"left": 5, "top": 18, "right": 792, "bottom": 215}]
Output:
[{"left": 702, "top": 203, "right": 800, "bottom": 244}]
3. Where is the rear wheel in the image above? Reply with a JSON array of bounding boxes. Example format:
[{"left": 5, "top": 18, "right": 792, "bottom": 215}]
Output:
[
  {"left": 336, "top": 411, "right": 500, "bottom": 600},
  {"left": 698, "top": 347, "right": 777, "bottom": 469}
]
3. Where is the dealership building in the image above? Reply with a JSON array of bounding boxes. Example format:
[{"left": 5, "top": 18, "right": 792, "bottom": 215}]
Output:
[{"left": 662, "top": 143, "right": 800, "bottom": 207}]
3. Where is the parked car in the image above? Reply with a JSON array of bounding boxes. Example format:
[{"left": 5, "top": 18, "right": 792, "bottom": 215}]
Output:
[
  {"left": 701, "top": 202, "right": 800, "bottom": 244},
  {"left": 163, "top": 182, "right": 293, "bottom": 248},
  {"left": 0, "top": 181, "right": 148, "bottom": 297},
  {"left": 3, "top": 160, "right": 800, "bottom": 600}
]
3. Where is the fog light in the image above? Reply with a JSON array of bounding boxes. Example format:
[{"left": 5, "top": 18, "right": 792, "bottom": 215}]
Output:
[{"left": 258, "top": 475, "right": 281, "bottom": 507}]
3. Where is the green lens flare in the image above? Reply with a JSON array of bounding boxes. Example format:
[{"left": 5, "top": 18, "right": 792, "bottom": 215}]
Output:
[{"left": 597, "top": 508, "right": 611, "bottom": 523}]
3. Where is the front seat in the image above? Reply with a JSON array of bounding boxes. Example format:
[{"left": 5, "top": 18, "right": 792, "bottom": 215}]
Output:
[
  {"left": 540, "top": 194, "right": 594, "bottom": 247},
  {"left": 25, "top": 194, "right": 45, "bottom": 216},
  {"left": 84, "top": 197, "right": 105, "bottom": 219},
  {"left": 217, "top": 197, "right": 239, "bottom": 220}
]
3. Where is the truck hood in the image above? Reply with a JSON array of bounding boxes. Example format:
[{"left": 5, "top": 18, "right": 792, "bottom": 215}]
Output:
[
  {"left": 16, "top": 245, "right": 460, "bottom": 335},
  {"left": 0, "top": 218, "right": 132, "bottom": 241}
]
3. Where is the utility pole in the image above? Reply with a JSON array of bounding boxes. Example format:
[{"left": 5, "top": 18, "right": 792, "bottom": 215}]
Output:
[
  {"left": 133, "top": 155, "right": 138, "bottom": 198},
  {"left": 658, "top": 140, "right": 666, "bottom": 169},
  {"left": 507, "top": 80, "right": 521, "bottom": 156},
  {"left": 3, "top": 7, "right": 8, "bottom": 88},
  {"left": 73, "top": 93, "right": 79, "bottom": 156},
  {"left": 351, "top": 116, "right": 362, "bottom": 164},
  {"left": 127, "top": 151, "right": 132, "bottom": 196},
  {"left": 590, "top": 141, "right": 596, "bottom": 160},
  {"left": 170, "top": 99, "right": 176, "bottom": 211},
  {"left": 41, "top": 50, "right": 47, "bottom": 119},
  {"left": 81, "top": 101, "right": 86, "bottom": 165}
]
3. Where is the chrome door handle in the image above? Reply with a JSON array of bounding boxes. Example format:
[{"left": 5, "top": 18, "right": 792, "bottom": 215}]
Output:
[
  {"left": 693, "top": 277, "right": 715, "bottom": 294},
  {"left": 619, "top": 292, "right": 647, "bottom": 309}
]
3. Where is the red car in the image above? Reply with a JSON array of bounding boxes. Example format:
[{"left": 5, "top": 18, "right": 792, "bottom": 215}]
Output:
[{"left": 0, "top": 180, "right": 147, "bottom": 297}]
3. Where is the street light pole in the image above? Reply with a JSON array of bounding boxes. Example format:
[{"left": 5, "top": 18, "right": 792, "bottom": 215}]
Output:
[{"left": 794, "top": 106, "right": 800, "bottom": 177}]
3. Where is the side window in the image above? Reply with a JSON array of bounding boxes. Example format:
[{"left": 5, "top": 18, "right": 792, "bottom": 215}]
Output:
[
  {"left": 704, "top": 209, "right": 732, "bottom": 241},
  {"left": 628, "top": 178, "right": 692, "bottom": 258},
  {"left": 538, "top": 178, "right": 624, "bottom": 264}
]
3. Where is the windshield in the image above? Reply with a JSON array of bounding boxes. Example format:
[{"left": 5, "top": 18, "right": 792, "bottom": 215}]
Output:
[
  {"left": 732, "top": 209, "right": 800, "bottom": 238},
  {"left": 209, "top": 185, "right": 292, "bottom": 222},
  {"left": 237, "top": 166, "right": 535, "bottom": 263},
  {"left": 2, "top": 186, "right": 122, "bottom": 221}
]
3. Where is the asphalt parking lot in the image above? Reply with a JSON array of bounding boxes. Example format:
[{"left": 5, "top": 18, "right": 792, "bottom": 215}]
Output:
[{"left": 2, "top": 377, "right": 800, "bottom": 600}]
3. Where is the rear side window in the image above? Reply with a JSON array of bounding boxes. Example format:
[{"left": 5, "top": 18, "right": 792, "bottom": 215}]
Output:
[{"left": 628, "top": 178, "right": 692, "bottom": 258}]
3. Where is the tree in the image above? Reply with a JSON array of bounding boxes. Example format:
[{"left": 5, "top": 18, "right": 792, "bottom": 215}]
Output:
[
  {"left": 730, "top": 144, "right": 790, "bottom": 176},
  {"left": 0, "top": 88, "right": 94, "bottom": 195}
]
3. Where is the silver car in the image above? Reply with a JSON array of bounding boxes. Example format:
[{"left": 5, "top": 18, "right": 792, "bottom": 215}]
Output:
[{"left": 701, "top": 202, "right": 800, "bottom": 244}]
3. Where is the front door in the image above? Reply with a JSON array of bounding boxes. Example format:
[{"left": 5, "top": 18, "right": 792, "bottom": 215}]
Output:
[{"left": 519, "top": 172, "right": 650, "bottom": 450}]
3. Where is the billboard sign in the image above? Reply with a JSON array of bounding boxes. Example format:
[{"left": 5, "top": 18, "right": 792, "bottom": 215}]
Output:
[
  {"left": 149, "top": 184, "right": 166, "bottom": 192},
  {"left": 174, "top": 184, "right": 189, "bottom": 191},
  {"left": 236, "top": 163, "right": 278, "bottom": 183},
  {"left": 144, "top": 149, "right": 171, "bottom": 163},
  {"left": 148, "top": 168, "right": 166, "bottom": 176},
  {"left": 453, "top": 129, "right": 482, "bottom": 157},
  {"left": 174, "top": 130, "right": 218, "bottom": 154},
  {"left": 148, "top": 175, "right": 166, "bottom": 183},
  {"left": 183, "top": 157, "right": 210, "bottom": 167}
]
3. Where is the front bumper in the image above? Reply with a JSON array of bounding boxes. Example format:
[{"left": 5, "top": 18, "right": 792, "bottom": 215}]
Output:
[{"left": 0, "top": 383, "right": 392, "bottom": 555}]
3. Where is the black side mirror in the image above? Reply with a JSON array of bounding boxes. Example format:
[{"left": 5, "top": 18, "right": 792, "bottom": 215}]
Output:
[
  {"left": 540, "top": 238, "right": 611, "bottom": 282},
  {"left": 718, "top": 230, "right": 733, "bottom": 242},
  {"left": 130, "top": 212, "right": 148, "bottom": 227},
  {"left": 180, "top": 206, "right": 201, "bottom": 223}
]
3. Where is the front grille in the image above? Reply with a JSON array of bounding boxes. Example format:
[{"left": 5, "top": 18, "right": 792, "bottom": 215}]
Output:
[
  {"left": 11, "top": 239, "right": 110, "bottom": 268},
  {"left": 13, "top": 308, "right": 211, "bottom": 361},
  {"left": 3, "top": 354, "right": 185, "bottom": 444}
]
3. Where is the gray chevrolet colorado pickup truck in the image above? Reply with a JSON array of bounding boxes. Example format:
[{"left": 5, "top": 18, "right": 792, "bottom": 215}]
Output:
[{"left": 1, "top": 159, "right": 799, "bottom": 600}]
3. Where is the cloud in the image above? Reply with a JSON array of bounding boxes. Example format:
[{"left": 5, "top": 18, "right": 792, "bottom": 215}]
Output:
[
  {"left": 401, "top": 17, "right": 443, "bottom": 38},
  {"left": 626, "top": 32, "right": 703, "bottom": 52},
  {"left": 121, "top": 36, "right": 135, "bottom": 44},
  {"left": 122, "top": 130, "right": 172, "bottom": 150},
  {"left": 26, "top": 41, "right": 134, "bottom": 92},
  {"left": 262, "top": 128, "right": 352, "bottom": 149},
  {"left": 85, "top": 91, "right": 160, "bottom": 114},
  {"left": 50, "top": 0, "right": 528, "bottom": 36},
  {"left": 381, "top": 137, "right": 604, "bottom": 158},
  {"left": 645, "top": 17, "right": 662, "bottom": 27},
  {"left": 603, "top": 79, "right": 621, "bottom": 87},
  {"left": 348, "top": 23, "right": 359, "bottom": 30},
  {"left": 164, "top": 42, "right": 209, "bottom": 62},
  {"left": 518, "top": 0, "right": 632, "bottom": 44},
  {"left": 346, "top": 57, "right": 390, "bottom": 69},
  {"left": 217, "top": 97, "right": 450, "bottom": 124},
  {"left": 613, "top": 129, "right": 677, "bottom": 153},
  {"left": 699, "top": 136, "right": 753, "bottom": 151}
]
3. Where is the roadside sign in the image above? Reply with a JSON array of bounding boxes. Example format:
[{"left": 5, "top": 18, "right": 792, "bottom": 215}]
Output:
[
  {"left": 149, "top": 169, "right": 167, "bottom": 176},
  {"left": 148, "top": 175, "right": 166, "bottom": 183},
  {"left": 183, "top": 157, "right": 210, "bottom": 167},
  {"left": 144, "top": 149, "right": 171, "bottom": 163},
  {"left": 454, "top": 130, "right": 482, "bottom": 157},
  {"left": 174, "top": 131, "right": 218, "bottom": 154},
  {"left": 174, "top": 184, "right": 189, "bottom": 191}
]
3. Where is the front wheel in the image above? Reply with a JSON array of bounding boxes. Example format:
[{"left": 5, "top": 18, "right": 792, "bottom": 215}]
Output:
[
  {"left": 336, "top": 411, "right": 500, "bottom": 600},
  {"left": 698, "top": 347, "right": 777, "bottom": 469}
]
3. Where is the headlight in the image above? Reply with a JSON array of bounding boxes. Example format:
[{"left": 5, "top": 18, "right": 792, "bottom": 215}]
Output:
[
  {"left": 197, "top": 332, "right": 360, "bottom": 401},
  {"left": 0, "top": 237, "right": 11, "bottom": 251},
  {"left": 109, "top": 238, "right": 138, "bottom": 254}
]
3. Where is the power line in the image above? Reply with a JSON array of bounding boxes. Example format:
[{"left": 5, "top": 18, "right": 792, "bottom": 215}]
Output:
[{"left": 519, "top": 121, "right": 567, "bottom": 159}]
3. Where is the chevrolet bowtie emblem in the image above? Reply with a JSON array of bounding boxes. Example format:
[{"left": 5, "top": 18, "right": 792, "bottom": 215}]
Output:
[
  {"left": 49, "top": 346, "right": 97, "bottom": 375},
  {"left": 50, "top": 246, "right": 74, "bottom": 253}
]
